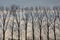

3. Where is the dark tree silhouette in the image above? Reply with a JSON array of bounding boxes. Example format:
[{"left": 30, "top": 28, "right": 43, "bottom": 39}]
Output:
[
  {"left": 53, "top": 8, "right": 58, "bottom": 40},
  {"left": 10, "top": 5, "right": 20, "bottom": 40},
  {"left": 31, "top": 12, "right": 34, "bottom": 40},
  {"left": 24, "top": 10, "right": 27, "bottom": 40},
  {"left": 10, "top": 5, "right": 18, "bottom": 40},
  {"left": 53, "top": 9, "right": 57, "bottom": 40},
  {"left": 54, "top": 15, "right": 56, "bottom": 40},
  {"left": 44, "top": 8, "right": 49, "bottom": 40},
  {"left": 38, "top": 14, "right": 42, "bottom": 40},
  {"left": 46, "top": 11, "right": 49, "bottom": 40},
  {"left": 3, "top": 7, "right": 10, "bottom": 40},
  {"left": 15, "top": 8, "right": 20, "bottom": 40}
]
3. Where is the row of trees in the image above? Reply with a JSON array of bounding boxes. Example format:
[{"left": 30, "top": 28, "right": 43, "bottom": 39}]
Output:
[
  {"left": 0, "top": 5, "right": 60, "bottom": 12},
  {"left": 0, "top": 5, "right": 60, "bottom": 40}
]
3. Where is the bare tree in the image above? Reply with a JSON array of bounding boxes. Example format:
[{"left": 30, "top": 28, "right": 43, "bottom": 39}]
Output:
[
  {"left": 46, "top": 10, "right": 49, "bottom": 40},
  {"left": 38, "top": 13, "right": 42, "bottom": 40},
  {"left": 53, "top": 8, "right": 58, "bottom": 40},
  {"left": 10, "top": 5, "right": 21, "bottom": 40},
  {"left": 3, "top": 7, "right": 10, "bottom": 40},
  {"left": 31, "top": 12, "right": 34, "bottom": 40},
  {"left": 10, "top": 5, "right": 17, "bottom": 40},
  {"left": 15, "top": 8, "right": 20, "bottom": 40},
  {"left": 53, "top": 9, "right": 57, "bottom": 40},
  {"left": 53, "top": 15, "right": 56, "bottom": 40},
  {"left": 25, "top": 14, "right": 27, "bottom": 40}
]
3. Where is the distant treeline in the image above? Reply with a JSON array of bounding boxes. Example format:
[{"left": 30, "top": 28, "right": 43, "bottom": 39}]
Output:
[{"left": 0, "top": 5, "right": 60, "bottom": 12}]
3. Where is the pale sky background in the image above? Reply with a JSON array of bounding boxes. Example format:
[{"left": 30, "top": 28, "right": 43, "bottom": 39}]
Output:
[{"left": 0, "top": 0, "right": 60, "bottom": 8}]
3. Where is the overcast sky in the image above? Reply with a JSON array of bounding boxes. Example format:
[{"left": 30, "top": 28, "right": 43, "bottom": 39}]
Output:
[{"left": 0, "top": 0, "right": 60, "bottom": 8}]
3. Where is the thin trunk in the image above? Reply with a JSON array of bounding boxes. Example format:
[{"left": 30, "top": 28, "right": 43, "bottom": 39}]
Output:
[
  {"left": 25, "top": 16, "right": 27, "bottom": 40},
  {"left": 47, "top": 17, "right": 49, "bottom": 40},
  {"left": 47, "top": 23, "right": 49, "bottom": 40},
  {"left": 11, "top": 17, "right": 14, "bottom": 40},
  {"left": 39, "top": 20, "right": 42, "bottom": 40},
  {"left": 18, "top": 23, "right": 20, "bottom": 40},
  {"left": 3, "top": 26, "right": 5, "bottom": 40},
  {"left": 31, "top": 13, "right": 34, "bottom": 40},
  {"left": 32, "top": 21, "right": 34, "bottom": 40},
  {"left": 3, "top": 10, "right": 10, "bottom": 40},
  {"left": 15, "top": 12, "right": 20, "bottom": 40},
  {"left": 45, "top": 11, "right": 49, "bottom": 40},
  {"left": 3, "top": 15, "right": 6, "bottom": 40},
  {"left": 53, "top": 12, "right": 56, "bottom": 40},
  {"left": 54, "top": 18, "right": 56, "bottom": 40}
]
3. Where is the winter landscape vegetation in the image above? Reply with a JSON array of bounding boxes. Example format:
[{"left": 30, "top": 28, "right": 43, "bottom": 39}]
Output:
[{"left": 0, "top": 5, "right": 60, "bottom": 40}]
